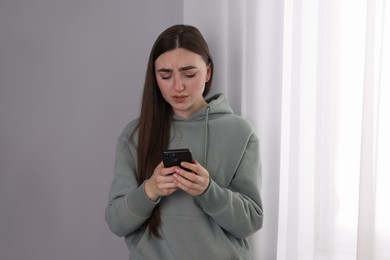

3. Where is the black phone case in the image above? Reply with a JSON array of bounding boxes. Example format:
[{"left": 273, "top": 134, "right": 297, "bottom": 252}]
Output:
[{"left": 162, "top": 149, "right": 193, "bottom": 167}]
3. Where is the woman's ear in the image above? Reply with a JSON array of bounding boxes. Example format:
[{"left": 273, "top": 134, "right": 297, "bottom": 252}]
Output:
[{"left": 205, "top": 64, "right": 212, "bottom": 82}]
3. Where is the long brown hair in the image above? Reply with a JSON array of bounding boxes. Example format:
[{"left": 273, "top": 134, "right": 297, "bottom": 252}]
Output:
[{"left": 136, "top": 25, "right": 214, "bottom": 238}]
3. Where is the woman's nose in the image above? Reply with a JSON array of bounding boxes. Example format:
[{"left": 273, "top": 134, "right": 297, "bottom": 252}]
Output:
[{"left": 173, "top": 76, "right": 184, "bottom": 91}]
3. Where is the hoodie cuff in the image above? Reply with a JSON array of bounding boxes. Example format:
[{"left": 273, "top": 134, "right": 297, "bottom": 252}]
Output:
[
  {"left": 194, "top": 178, "right": 229, "bottom": 215},
  {"left": 126, "top": 181, "right": 160, "bottom": 218}
]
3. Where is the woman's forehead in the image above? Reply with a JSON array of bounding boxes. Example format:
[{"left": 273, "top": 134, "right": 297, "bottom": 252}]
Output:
[{"left": 155, "top": 48, "right": 206, "bottom": 70}]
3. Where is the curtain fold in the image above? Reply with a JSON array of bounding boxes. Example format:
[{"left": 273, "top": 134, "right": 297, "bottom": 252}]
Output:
[
  {"left": 356, "top": 1, "right": 381, "bottom": 259},
  {"left": 278, "top": 0, "right": 390, "bottom": 259}
]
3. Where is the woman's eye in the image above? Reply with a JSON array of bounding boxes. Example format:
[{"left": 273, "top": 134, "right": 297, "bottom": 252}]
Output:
[
  {"left": 185, "top": 73, "right": 196, "bottom": 78},
  {"left": 161, "top": 75, "right": 171, "bottom": 80}
]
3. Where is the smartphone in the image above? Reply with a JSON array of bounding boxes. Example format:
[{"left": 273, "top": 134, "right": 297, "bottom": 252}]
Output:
[{"left": 162, "top": 149, "right": 193, "bottom": 168}]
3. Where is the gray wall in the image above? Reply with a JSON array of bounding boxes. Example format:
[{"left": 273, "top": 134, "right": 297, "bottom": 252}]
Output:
[{"left": 0, "top": 1, "right": 183, "bottom": 259}]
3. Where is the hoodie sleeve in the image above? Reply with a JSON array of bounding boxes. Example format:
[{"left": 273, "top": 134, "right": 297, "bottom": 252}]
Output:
[
  {"left": 194, "top": 133, "right": 263, "bottom": 239},
  {"left": 105, "top": 137, "right": 159, "bottom": 237}
]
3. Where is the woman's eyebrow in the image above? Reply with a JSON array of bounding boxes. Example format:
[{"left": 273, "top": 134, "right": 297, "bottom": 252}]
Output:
[
  {"left": 156, "top": 66, "right": 197, "bottom": 73},
  {"left": 179, "top": 66, "right": 197, "bottom": 71},
  {"left": 156, "top": 68, "right": 173, "bottom": 73}
]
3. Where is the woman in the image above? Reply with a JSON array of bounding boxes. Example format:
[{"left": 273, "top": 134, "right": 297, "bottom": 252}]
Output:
[{"left": 105, "top": 24, "right": 263, "bottom": 260}]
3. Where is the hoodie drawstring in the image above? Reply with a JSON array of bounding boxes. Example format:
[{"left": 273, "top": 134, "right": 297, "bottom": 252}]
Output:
[{"left": 203, "top": 106, "right": 210, "bottom": 168}]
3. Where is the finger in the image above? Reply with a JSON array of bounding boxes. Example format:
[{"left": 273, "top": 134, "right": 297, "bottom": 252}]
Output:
[
  {"left": 155, "top": 173, "right": 177, "bottom": 187},
  {"left": 173, "top": 175, "right": 205, "bottom": 196},
  {"left": 173, "top": 174, "right": 196, "bottom": 191},
  {"left": 160, "top": 166, "right": 180, "bottom": 176},
  {"left": 157, "top": 161, "right": 164, "bottom": 167},
  {"left": 157, "top": 181, "right": 179, "bottom": 190},
  {"left": 174, "top": 169, "right": 205, "bottom": 190},
  {"left": 181, "top": 161, "right": 208, "bottom": 178},
  {"left": 154, "top": 180, "right": 179, "bottom": 196},
  {"left": 174, "top": 168, "right": 198, "bottom": 182},
  {"left": 180, "top": 161, "right": 198, "bottom": 174},
  {"left": 153, "top": 161, "right": 165, "bottom": 175}
]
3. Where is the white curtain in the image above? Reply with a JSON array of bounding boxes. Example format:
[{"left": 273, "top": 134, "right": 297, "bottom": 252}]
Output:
[
  {"left": 183, "top": 0, "right": 390, "bottom": 259},
  {"left": 278, "top": 0, "right": 390, "bottom": 259}
]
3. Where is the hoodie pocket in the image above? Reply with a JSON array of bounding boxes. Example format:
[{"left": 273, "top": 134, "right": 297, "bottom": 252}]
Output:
[
  {"left": 131, "top": 227, "right": 176, "bottom": 260},
  {"left": 160, "top": 215, "right": 240, "bottom": 260}
]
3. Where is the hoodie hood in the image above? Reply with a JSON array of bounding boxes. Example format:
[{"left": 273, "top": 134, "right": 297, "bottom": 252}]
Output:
[
  {"left": 173, "top": 93, "right": 234, "bottom": 121},
  {"left": 172, "top": 93, "right": 233, "bottom": 168}
]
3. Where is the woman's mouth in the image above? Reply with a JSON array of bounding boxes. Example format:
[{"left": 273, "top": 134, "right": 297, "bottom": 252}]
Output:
[{"left": 173, "top": 95, "right": 188, "bottom": 102}]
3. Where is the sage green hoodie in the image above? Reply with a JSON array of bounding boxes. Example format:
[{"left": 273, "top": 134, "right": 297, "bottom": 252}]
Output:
[{"left": 105, "top": 94, "right": 263, "bottom": 260}]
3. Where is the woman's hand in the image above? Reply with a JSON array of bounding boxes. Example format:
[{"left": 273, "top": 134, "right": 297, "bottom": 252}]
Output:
[
  {"left": 144, "top": 162, "right": 179, "bottom": 201},
  {"left": 173, "top": 160, "right": 210, "bottom": 196}
]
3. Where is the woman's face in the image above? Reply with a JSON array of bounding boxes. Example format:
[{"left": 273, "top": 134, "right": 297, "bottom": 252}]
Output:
[{"left": 155, "top": 48, "right": 211, "bottom": 119}]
